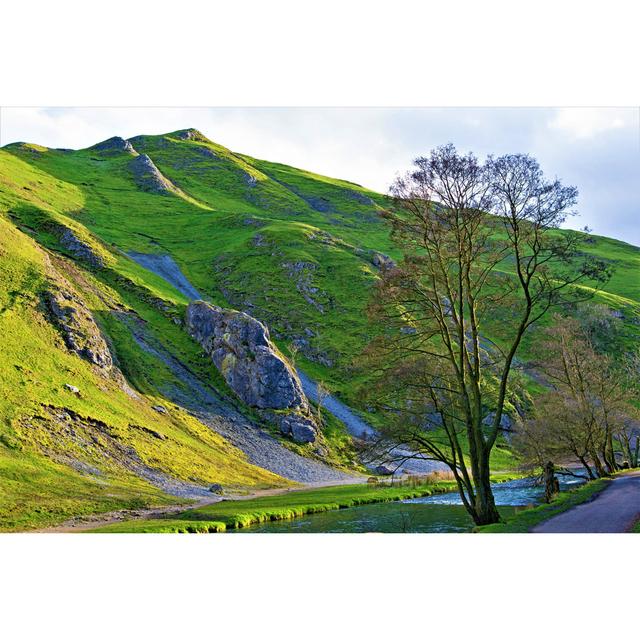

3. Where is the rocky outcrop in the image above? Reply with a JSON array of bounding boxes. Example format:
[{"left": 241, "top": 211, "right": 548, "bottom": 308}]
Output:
[
  {"left": 130, "top": 154, "right": 176, "bottom": 194},
  {"left": 45, "top": 286, "right": 113, "bottom": 369},
  {"left": 371, "top": 251, "right": 396, "bottom": 271},
  {"left": 185, "top": 301, "right": 318, "bottom": 442},
  {"left": 279, "top": 414, "right": 317, "bottom": 444},
  {"left": 482, "top": 411, "right": 513, "bottom": 431},
  {"left": 348, "top": 190, "right": 375, "bottom": 206},
  {"left": 90, "top": 136, "right": 137, "bottom": 156},
  {"left": 173, "top": 128, "right": 209, "bottom": 142},
  {"left": 186, "top": 301, "right": 305, "bottom": 409},
  {"left": 282, "top": 260, "right": 327, "bottom": 312},
  {"left": 195, "top": 146, "right": 217, "bottom": 159},
  {"left": 59, "top": 228, "right": 106, "bottom": 268},
  {"left": 242, "top": 171, "right": 258, "bottom": 187}
]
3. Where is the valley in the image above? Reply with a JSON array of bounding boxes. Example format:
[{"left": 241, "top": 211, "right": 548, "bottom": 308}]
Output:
[{"left": 1, "top": 128, "right": 638, "bottom": 532}]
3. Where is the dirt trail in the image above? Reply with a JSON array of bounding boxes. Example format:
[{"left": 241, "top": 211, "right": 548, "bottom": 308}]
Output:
[{"left": 532, "top": 470, "right": 640, "bottom": 533}]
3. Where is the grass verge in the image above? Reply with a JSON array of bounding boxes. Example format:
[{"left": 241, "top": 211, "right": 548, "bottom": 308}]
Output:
[
  {"left": 91, "top": 478, "right": 459, "bottom": 533},
  {"left": 477, "top": 478, "right": 611, "bottom": 533}
]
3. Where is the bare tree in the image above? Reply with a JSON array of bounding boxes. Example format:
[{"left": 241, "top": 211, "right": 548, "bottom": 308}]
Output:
[
  {"left": 315, "top": 381, "right": 331, "bottom": 426},
  {"left": 514, "top": 392, "right": 600, "bottom": 480},
  {"left": 517, "top": 317, "right": 640, "bottom": 477},
  {"left": 288, "top": 341, "right": 300, "bottom": 369},
  {"left": 363, "top": 145, "right": 609, "bottom": 525}
]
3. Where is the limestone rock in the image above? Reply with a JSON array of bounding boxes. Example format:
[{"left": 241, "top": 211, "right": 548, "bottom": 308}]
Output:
[
  {"left": 46, "top": 286, "right": 113, "bottom": 370},
  {"left": 282, "top": 261, "right": 326, "bottom": 312},
  {"left": 371, "top": 252, "right": 396, "bottom": 271},
  {"left": 186, "top": 301, "right": 308, "bottom": 411},
  {"left": 279, "top": 414, "right": 317, "bottom": 444},
  {"left": 243, "top": 172, "right": 258, "bottom": 187},
  {"left": 186, "top": 301, "right": 319, "bottom": 442},
  {"left": 173, "top": 128, "right": 209, "bottom": 142},
  {"left": 348, "top": 190, "right": 375, "bottom": 206},
  {"left": 90, "top": 136, "right": 137, "bottom": 156},
  {"left": 374, "top": 464, "right": 395, "bottom": 476},
  {"left": 59, "top": 228, "right": 105, "bottom": 268},
  {"left": 482, "top": 411, "right": 513, "bottom": 431},
  {"left": 195, "top": 146, "right": 217, "bottom": 159},
  {"left": 130, "top": 154, "right": 175, "bottom": 194}
]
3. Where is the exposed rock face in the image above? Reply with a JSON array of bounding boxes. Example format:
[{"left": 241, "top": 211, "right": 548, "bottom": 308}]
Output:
[
  {"left": 374, "top": 464, "right": 395, "bottom": 476},
  {"left": 195, "top": 146, "right": 217, "bottom": 159},
  {"left": 279, "top": 414, "right": 317, "bottom": 443},
  {"left": 243, "top": 172, "right": 258, "bottom": 187},
  {"left": 185, "top": 301, "right": 303, "bottom": 409},
  {"left": 90, "top": 136, "right": 137, "bottom": 156},
  {"left": 59, "top": 228, "right": 105, "bottom": 268},
  {"left": 45, "top": 286, "right": 113, "bottom": 369},
  {"left": 130, "top": 154, "right": 175, "bottom": 194},
  {"left": 185, "top": 301, "right": 318, "bottom": 443},
  {"left": 282, "top": 260, "right": 327, "bottom": 312},
  {"left": 305, "top": 195, "right": 332, "bottom": 212},
  {"left": 482, "top": 411, "right": 513, "bottom": 431},
  {"left": 371, "top": 251, "right": 396, "bottom": 271},
  {"left": 348, "top": 190, "right": 375, "bottom": 206},
  {"left": 174, "top": 128, "right": 208, "bottom": 142}
]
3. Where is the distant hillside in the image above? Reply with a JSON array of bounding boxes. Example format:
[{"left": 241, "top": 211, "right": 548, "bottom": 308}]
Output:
[{"left": 0, "top": 128, "right": 638, "bottom": 529}]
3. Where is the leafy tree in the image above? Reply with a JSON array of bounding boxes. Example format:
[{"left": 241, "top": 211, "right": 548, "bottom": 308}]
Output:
[{"left": 363, "top": 145, "right": 609, "bottom": 525}]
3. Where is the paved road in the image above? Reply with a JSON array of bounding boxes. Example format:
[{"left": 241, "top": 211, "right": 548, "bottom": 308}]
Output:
[{"left": 532, "top": 471, "right": 640, "bottom": 533}]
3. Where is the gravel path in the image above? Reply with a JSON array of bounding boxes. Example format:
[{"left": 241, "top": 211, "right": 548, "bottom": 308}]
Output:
[{"left": 532, "top": 471, "right": 640, "bottom": 533}]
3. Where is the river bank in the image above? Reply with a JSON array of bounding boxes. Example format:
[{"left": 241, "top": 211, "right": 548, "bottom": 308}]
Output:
[{"left": 89, "top": 478, "right": 460, "bottom": 532}]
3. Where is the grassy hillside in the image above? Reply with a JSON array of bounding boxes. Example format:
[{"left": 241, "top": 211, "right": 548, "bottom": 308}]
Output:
[
  {"left": 0, "top": 189, "right": 290, "bottom": 530},
  {"left": 0, "top": 129, "right": 638, "bottom": 529},
  {"left": 4, "top": 130, "right": 637, "bottom": 403}
]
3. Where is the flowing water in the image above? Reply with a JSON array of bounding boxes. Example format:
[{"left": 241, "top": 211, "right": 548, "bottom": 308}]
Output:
[{"left": 232, "top": 475, "right": 586, "bottom": 533}]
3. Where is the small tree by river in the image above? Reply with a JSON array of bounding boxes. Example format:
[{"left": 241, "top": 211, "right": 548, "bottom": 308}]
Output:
[{"left": 515, "top": 316, "right": 640, "bottom": 477}]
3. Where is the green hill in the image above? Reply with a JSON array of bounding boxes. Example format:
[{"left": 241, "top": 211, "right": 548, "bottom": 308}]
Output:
[{"left": 0, "top": 128, "right": 638, "bottom": 530}]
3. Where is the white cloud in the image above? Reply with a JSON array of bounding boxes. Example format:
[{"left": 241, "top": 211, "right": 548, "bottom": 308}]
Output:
[{"left": 548, "top": 107, "right": 634, "bottom": 139}]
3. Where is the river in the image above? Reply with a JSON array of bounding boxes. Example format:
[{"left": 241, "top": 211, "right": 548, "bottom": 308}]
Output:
[{"left": 231, "top": 475, "right": 586, "bottom": 533}]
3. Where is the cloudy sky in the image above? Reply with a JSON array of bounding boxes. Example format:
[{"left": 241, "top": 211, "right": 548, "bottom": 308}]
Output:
[{"left": 2, "top": 107, "right": 638, "bottom": 245}]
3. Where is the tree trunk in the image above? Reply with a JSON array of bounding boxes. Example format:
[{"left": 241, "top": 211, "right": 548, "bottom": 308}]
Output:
[
  {"left": 603, "top": 429, "right": 617, "bottom": 473},
  {"left": 577, "top": 454, "right": 595, "bottom": 479},
  {"left": 589, "top": 448, "right": 608, "bottom": 478},
  {"left": 469, "top": 448, "right": 500, "bottom": 525},
  {"left": 620, "top": 435, "right": 633, "bottom": 469},
  {"left": 543, "top": 461, "right": 560, "bottom": 503}
]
